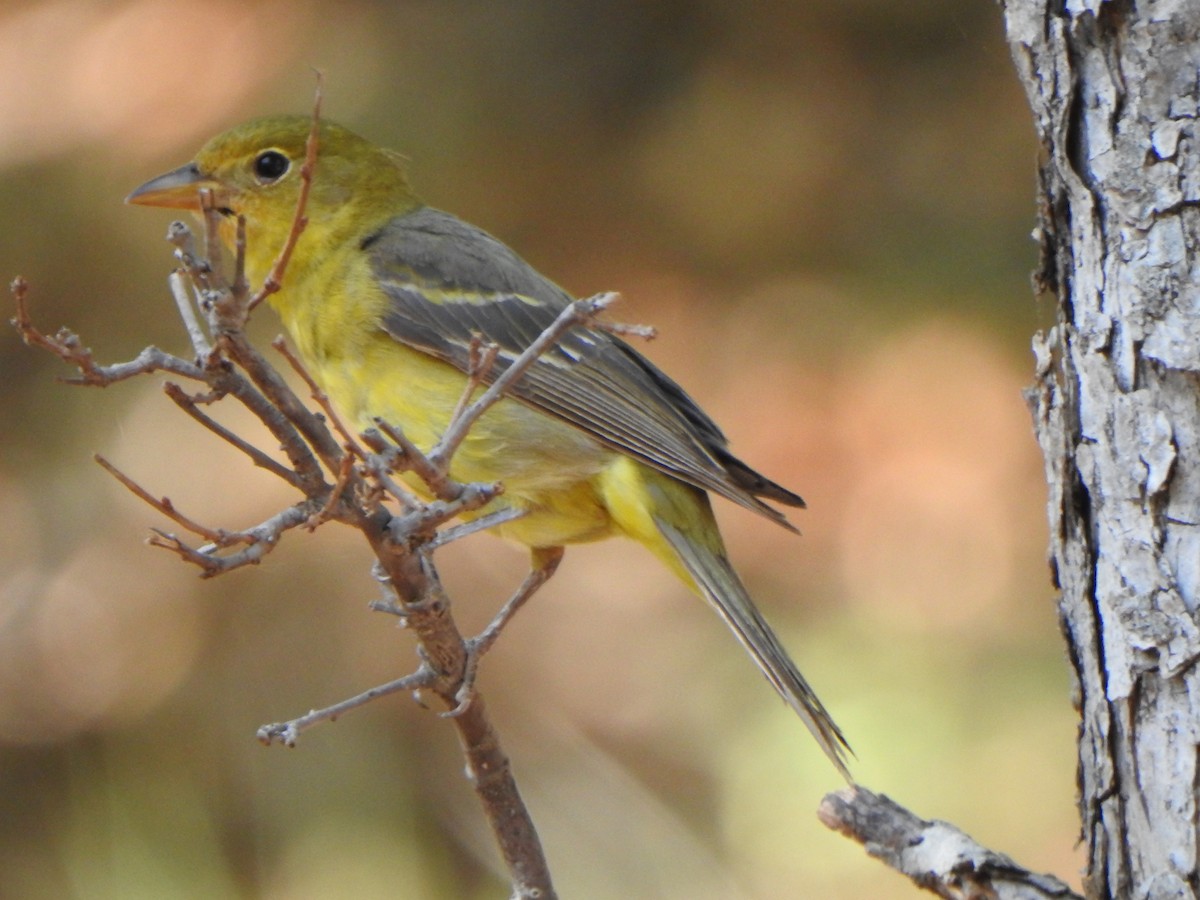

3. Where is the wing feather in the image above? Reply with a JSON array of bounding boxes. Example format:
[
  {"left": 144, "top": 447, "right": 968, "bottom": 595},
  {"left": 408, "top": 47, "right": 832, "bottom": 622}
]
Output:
[{"left": 367, "top": 207, "right": 803, "bottom": 524}]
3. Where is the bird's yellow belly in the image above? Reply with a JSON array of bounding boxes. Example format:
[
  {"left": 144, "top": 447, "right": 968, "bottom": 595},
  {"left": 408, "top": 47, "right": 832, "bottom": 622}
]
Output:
[{"left": 317, "top": 334, "right": 618, "bottom": 548}]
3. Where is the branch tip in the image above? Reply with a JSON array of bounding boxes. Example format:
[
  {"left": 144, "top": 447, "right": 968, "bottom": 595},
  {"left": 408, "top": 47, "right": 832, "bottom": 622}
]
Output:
[{"left": 820, "top": 787, "right": 1081, "bottom": 899}]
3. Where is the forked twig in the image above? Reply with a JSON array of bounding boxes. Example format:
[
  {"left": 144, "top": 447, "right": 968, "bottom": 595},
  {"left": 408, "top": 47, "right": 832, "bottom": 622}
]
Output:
[
  {"left": 446, "top": 336, "right": 502, "bottom": 426},
  {"left": 307, "top": 452, "right": 357, "bottom": 529},
  {"left": 430, "top": 292, "right": 620, "bottom": 469},
  {"left": 445, "top": 546, "right": 563, "bottom": 716},
  {"left": 371, "top": 418, "right": 457, "bottom": 501},
  {"left": 11, "top": 277, "right": 205, "bottom": 386},
  {"left": 147, "top": 501, "right": 318, "bottom": 577}
]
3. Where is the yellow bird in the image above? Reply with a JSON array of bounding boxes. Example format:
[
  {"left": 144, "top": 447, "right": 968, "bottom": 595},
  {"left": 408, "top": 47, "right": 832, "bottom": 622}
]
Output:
[{"left": 128, "top": 116, "right": 851, "bottom": 778}]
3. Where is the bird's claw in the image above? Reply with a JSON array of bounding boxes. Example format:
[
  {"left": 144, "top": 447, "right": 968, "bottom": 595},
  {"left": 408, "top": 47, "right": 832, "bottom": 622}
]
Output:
[{"left": 442, "top": 637, "right": 485, "bottom": 717}]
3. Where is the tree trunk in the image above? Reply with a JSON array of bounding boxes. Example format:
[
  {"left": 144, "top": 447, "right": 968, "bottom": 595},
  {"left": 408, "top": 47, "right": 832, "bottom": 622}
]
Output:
[{"left": 1004, "top": 1, "right": 1200, "bottom": 896}]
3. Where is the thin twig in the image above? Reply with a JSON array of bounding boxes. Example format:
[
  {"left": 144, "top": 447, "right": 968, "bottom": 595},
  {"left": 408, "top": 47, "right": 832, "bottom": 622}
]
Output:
[
  {"left": 168, "top": 269, "right": 212, "bottom": 357},
  {"left": 357, "top": 441, "right": 421, "bottom": 511},
  {"left": 10, "top": 276, "right": 93, "bottom": 368},
  {"left": 306, "top": 452, "right": 356, "bottom": 529},
  {"left": 385, "top": 480, "right": 504, "bottom": 546},
  {"left": 371, "top": 418, "right": 458, "bottom": 501},
  {"left": 161, "top": 382, "right": 302, "bottom": 487},
  {"left": 446, "top": 336, "right": 501, "bottom": 427},
  {"left": 94, "top": 453, "right": 225, "bottom": 543},
  {"left": 165, "top": 332, "right": 329, "bottom": 494},
  {"left": 167, "top": 220, "right": 212, "bottom": 295},
  {"left": 62, "top": 345, "right": 207, "bottom": 386},
  {"left": 257, "top": 663, "right": 439, "bottom": 747},
  {"left": 429, "top": 292, "right": 619, "bottom": 469},
  {"left": 215, "top": 331, "right": 346, "bottom": 483},
  {"left": 200, "top": 189, "right": 226, "bottom": 290},
  {"left": 233, "top": 214, "right": 248, "bottom": 300},
  {"left": 12, "top": 281, "right": 207, "bottom": 386},
  {"left": 249, "top": 74, "right": 322, "bottom": 311},
  {"left": 272, "top": 335, "right": 367, "bottom": 459},
  {"left": 446, "top": 546, "right": 563, "bottom": 716},
  {"left": 596, "top": 319, "right": 657, "bottom": 341},
  {"left": 147, "top": 501, "right": 317, "bottom": 576},
  {"left": 427, "top": 505, "right": 527, "bottom": 549}
]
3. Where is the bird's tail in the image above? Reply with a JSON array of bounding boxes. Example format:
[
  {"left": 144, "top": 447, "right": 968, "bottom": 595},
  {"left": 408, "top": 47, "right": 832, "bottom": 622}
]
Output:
[{"left": 654, "top": 515, "right": 853, "bottom": 781}]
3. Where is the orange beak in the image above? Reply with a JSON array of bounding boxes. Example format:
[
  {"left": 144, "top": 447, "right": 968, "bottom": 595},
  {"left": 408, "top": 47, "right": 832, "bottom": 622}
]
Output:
[{"left": 125, "top": 162, "right": 217, "bottom": 211}]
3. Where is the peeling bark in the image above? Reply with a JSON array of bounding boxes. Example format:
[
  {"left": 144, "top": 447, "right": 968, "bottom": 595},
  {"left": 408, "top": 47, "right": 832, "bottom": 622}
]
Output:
[
  {"left": 1003, "top": 1, "right": 1200, "bottom": 896},
  {"left": 819, "top": 788, "right": 1082, "bottom": 899}
]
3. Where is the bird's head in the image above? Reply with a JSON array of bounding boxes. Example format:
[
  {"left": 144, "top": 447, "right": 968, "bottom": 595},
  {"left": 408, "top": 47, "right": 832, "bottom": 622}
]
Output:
[{"left": 127, "top": 115, "right": 418, "bottom": 281}]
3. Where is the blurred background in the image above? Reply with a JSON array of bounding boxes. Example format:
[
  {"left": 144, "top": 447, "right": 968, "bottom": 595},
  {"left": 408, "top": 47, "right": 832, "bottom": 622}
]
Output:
[{"left": 0, "top": 1, "right": 1075, "bottom": 897}]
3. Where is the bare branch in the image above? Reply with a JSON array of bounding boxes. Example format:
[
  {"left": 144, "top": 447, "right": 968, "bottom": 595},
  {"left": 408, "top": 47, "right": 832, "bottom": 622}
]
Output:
[
  {"left": 306, "top": 452, "right": 356, "bottom": 529},
  {"left": 596, "top": 318, "right": 657, "bottom": 341},
  {"left": 257, "top": 663, "right": 439, "bottom": 747},
  {"left": 161, "top": 382, "right": 302, "bottom": 487},
  {"left": 147, "top": 501, "right": 318, "bottom": 577},
  {"left": 819, "top": 787, "right": 1082, "bottom": 899},
  {"left": 200, "top": 189, "right": 226, "bottom": 289},
  {"left": 168, "top": 269, "right": 212, "bottom": 357},
  {"left": 12, "top": 277, "right": 206, "bottom": 386},
  {"left": 65, "top": 345, "right": 208, "bottom": 386},
  {"left": 167, "top": 214, "right": 221, "bottom": 308},
  {"left": 385, "top": 480, "right": 504, "bottom": 546},
  {"left": 427, "top": 504, "right": 527, "bottom": 548},
  {"left": 446, "top": 336, "right": 501, "bottom": 428},
  {"left": 369, "top": 418, "right": 458, "bottom": 502},
  {"left": 249, "top": 74, "right": 322, "bottom": 311},
  {"left": 232, "top": 214, "right": 248, "bottom": 299},
  {"left": 271, "top": 334, "right": 367, "bottom": 459},
  {"left": 15, "top": 75, "right": 562, "bottom": 896},
  {"left": 94, "top": 453, "right": 225, "bottom": 543},
  {"left": 356, "top": 437, "right": 421, "bottom": 510},
  {"left": 218, "top": 330, "right": 346, "bottom": 478}
]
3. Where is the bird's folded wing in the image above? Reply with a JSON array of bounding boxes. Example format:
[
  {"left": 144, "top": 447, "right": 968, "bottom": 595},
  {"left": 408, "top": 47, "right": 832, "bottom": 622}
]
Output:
[{"left": 368, "top": 206, "right": 801, "bottom": 524}]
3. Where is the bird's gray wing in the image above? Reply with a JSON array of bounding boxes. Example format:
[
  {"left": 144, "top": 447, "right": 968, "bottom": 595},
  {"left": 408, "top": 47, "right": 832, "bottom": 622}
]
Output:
[{"left": 365, "top": 206, "right": 803, "bottom": 524}]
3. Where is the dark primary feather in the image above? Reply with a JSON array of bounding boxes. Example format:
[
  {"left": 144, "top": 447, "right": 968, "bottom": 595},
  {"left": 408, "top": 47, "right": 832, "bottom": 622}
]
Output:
[
  {"left": 654, "top": 515, "right": 852, "bottom": 777},
  {"left": 367, "top": 207, "right": 804, "bottom": 525}
]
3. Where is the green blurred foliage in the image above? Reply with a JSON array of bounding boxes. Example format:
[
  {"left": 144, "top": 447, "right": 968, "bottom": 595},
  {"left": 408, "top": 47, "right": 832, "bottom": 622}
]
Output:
[{"left": 0, "top": 1, "right": 1078, "bottom": 898}]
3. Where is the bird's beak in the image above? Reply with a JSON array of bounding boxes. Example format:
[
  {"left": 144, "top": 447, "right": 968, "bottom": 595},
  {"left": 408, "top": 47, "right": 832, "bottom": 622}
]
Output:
[{"left": 125, "top": 162, "right": 217, "bottom": 210}]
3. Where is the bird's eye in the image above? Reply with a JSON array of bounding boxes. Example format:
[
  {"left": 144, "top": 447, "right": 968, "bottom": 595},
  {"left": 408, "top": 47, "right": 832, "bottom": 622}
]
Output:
[{"left": 252, "top": 150, "right": 290, "bottom": 183}]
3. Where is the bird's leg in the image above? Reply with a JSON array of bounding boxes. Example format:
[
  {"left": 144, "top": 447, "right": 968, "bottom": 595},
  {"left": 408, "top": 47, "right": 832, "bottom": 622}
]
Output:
[
  {"left": 445, "top": 546, "right": 565, "bottom": 716},
  {"left": 471, "top": 546, "right": 564, "bottom": 655}
]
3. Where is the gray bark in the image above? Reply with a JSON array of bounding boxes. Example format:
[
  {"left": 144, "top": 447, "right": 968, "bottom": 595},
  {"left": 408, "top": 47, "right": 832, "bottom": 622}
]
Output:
[
  {"left": 819, "top": 788, "right": 1081, "bottom": 899},
  {"left": 1003, "top": 1, "right": 1200, "bottom": 897}
]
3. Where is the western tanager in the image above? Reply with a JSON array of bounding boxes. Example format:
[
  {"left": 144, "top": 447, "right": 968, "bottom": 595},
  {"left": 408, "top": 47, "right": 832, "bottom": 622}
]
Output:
[{"left": 128, "top": 115, "right": 851, "bottom": 778}]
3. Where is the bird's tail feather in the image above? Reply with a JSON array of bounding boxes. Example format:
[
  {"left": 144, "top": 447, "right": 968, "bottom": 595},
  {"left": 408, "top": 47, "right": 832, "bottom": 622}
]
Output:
[{"left": 654, "top": 515, "right": 853, "bottom": 781}]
